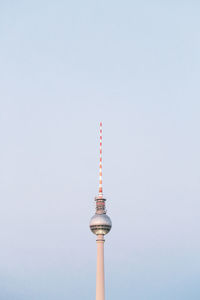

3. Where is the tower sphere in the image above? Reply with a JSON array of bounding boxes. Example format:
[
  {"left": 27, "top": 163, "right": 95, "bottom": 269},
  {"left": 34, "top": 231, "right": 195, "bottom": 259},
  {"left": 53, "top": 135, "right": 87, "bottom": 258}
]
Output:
[{"left": 90, "top": 213, "right": 112, "bottom": 235}]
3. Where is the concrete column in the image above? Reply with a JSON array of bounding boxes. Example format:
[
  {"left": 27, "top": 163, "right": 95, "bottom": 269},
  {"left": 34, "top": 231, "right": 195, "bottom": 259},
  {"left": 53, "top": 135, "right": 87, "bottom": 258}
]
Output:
[{"left": 96, "top": 234, "right": 105, "bottom": 300}]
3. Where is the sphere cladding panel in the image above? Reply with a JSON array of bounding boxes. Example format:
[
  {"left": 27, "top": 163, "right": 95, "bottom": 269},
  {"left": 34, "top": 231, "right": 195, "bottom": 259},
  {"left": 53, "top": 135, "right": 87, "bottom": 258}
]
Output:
[{"left": 90, "top": 214, "right": 112, "bottom": 235}]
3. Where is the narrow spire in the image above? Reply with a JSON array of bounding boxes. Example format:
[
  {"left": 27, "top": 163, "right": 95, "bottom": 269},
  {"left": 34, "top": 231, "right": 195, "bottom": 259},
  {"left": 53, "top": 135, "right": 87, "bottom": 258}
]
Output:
[{"left": 98, "top": 122, "right": 103, "bottom": 197}]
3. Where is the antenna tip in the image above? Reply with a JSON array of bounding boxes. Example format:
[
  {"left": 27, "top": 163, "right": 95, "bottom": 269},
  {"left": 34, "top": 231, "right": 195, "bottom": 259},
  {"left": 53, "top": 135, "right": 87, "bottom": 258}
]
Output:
[{"left": 100, "top": 122, "right": 102, "bottom": 127}]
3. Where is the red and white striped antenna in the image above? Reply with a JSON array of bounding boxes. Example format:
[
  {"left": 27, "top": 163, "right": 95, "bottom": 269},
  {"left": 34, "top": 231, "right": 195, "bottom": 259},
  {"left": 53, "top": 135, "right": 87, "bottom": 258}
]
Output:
[{"left": 98, "top": 122, "right": 103, "bottom": 198}]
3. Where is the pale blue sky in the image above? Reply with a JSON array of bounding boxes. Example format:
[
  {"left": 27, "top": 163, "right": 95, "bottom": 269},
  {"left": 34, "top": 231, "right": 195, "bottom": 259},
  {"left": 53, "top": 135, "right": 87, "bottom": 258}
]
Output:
[{"left": 0, "top": 1, "right": 200, "bottom": 299}]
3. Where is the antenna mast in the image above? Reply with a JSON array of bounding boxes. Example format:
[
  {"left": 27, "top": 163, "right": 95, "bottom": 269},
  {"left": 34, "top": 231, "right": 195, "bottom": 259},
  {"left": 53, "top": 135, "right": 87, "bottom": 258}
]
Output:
[{"left": 99, "top": 122, "right": 103, "bottom": 198}]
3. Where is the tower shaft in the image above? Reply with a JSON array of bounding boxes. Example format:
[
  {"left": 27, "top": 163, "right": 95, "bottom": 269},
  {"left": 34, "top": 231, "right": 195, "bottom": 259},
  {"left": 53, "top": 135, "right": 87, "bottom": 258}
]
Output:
[{"left": 96, "top": 235, "right": 105, "bottom": 300}]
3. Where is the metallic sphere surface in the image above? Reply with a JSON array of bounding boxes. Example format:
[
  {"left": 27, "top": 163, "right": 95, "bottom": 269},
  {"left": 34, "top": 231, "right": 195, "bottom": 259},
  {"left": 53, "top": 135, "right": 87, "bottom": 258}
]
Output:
[{"left": 90, "top": 213, "right": 112, "bottom": 235}]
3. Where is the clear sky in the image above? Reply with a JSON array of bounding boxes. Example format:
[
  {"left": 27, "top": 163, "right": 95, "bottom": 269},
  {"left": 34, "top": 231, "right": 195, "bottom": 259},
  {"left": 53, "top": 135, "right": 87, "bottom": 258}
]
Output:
[{"left": 0, "top": 1, "right": 200, "bottom": 299}]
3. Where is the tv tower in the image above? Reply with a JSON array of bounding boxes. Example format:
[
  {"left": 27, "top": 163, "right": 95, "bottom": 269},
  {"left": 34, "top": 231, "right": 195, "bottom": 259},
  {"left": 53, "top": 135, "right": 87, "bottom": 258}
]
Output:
[{"left": 90, "top": 122, "right": 112, "bottom": 300}]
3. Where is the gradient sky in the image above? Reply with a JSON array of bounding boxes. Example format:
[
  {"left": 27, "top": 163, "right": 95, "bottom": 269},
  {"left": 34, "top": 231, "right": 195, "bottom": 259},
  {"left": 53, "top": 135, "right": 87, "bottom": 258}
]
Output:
[{"left": 0, "top": 1, "right": 200, "bottom": 299}]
